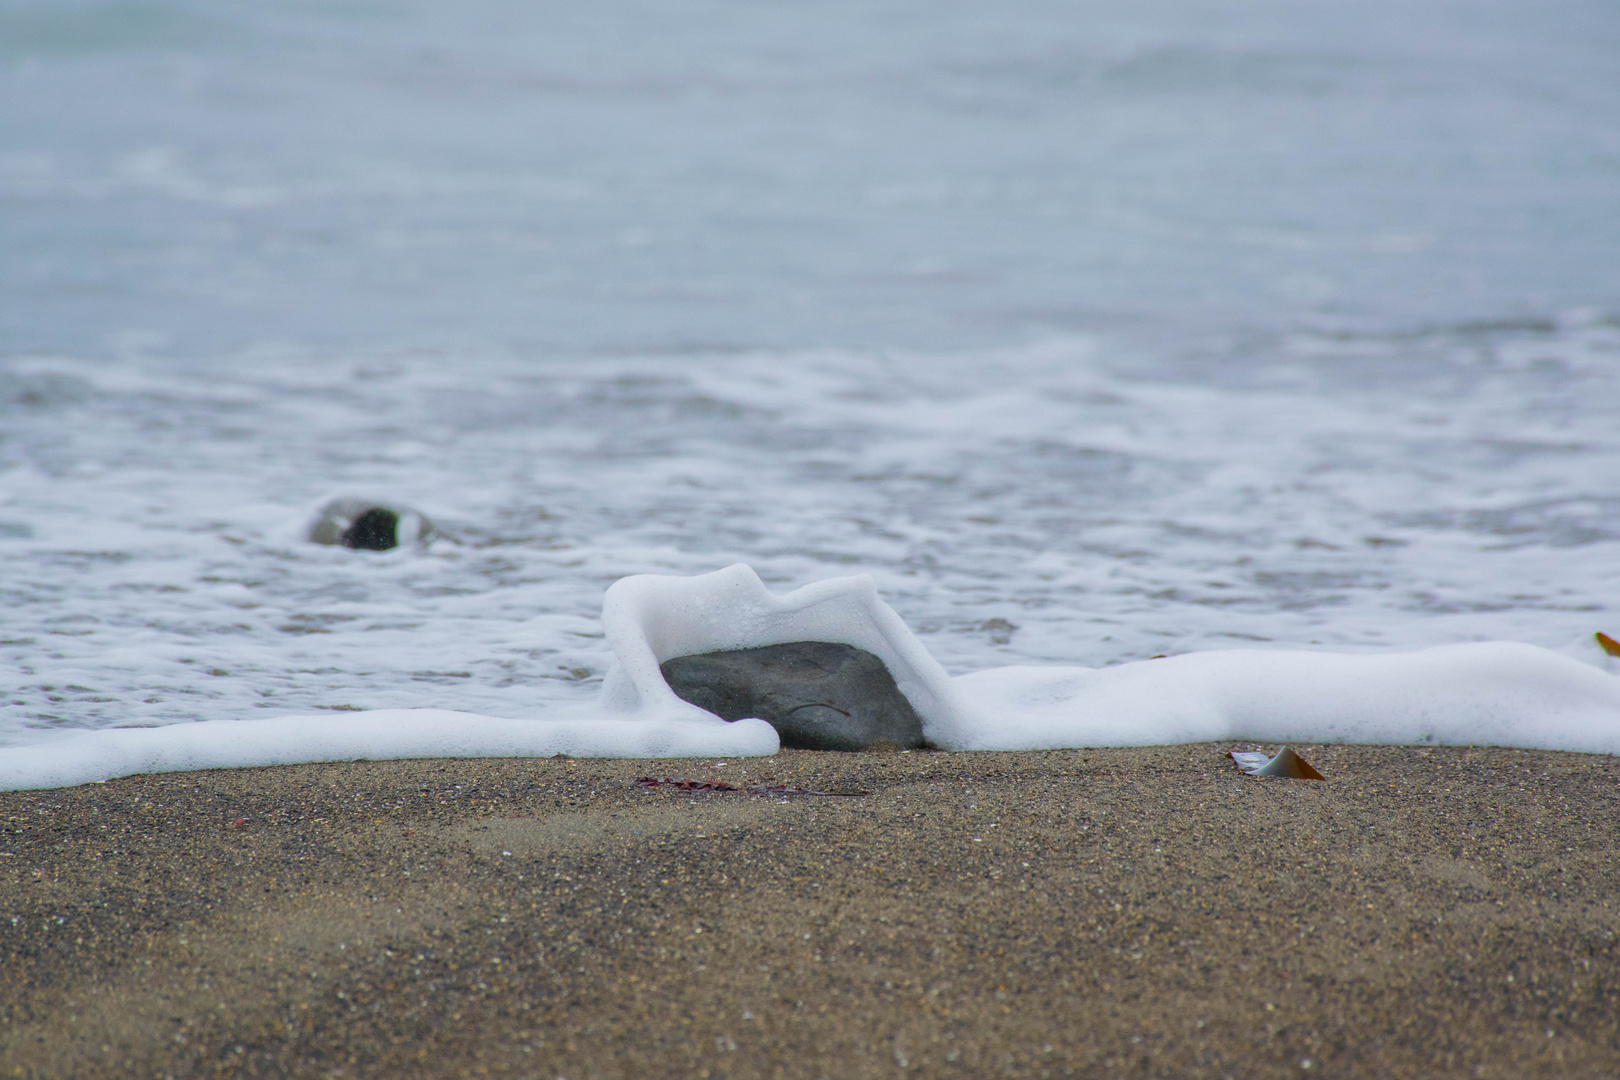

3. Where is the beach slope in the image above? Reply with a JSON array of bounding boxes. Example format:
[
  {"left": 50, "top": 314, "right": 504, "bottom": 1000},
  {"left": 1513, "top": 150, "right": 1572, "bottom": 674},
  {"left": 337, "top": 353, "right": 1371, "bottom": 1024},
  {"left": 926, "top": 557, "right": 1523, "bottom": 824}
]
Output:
[{"left": 3, "top": 746, "right": 1617, "bottom": 1078}]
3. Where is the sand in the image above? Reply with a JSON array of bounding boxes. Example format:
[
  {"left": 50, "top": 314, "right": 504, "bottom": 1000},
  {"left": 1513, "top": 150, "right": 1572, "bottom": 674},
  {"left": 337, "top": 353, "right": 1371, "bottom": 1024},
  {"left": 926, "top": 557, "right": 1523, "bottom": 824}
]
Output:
[{"left": 2, "top": 744, "right": 1618, "bottom": 1078}]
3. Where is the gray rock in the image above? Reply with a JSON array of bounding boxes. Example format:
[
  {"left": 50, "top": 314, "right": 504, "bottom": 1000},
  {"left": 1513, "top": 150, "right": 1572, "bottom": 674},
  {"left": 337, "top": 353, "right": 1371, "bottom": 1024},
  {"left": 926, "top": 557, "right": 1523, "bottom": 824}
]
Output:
[
  {"left": 660, "top": 641, "right": 926, "bottom": 751},
  {"left": 308, "top": 498, "right": 432, "bottom": 551}
]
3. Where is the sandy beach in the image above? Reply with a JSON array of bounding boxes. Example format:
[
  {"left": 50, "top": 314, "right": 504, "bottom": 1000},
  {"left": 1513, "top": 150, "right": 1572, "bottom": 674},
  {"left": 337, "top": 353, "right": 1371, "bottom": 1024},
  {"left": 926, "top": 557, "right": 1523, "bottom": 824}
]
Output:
[{"left": 3, "top": 745, "right": 1618, "bottom": 1079}]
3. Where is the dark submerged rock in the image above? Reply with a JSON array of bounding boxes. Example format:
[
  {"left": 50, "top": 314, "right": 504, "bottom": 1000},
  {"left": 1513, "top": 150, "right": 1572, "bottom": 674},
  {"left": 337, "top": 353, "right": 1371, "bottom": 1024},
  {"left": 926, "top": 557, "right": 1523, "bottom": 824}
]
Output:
[
  {"left": 660, "top": 641, "right": 926, "bottom": 751},
  {"left": 308, "top": 498, "right": 431, "bottom": 551},
  {"left": 342, "top": 507, "right": 400, "bottom": 551}
]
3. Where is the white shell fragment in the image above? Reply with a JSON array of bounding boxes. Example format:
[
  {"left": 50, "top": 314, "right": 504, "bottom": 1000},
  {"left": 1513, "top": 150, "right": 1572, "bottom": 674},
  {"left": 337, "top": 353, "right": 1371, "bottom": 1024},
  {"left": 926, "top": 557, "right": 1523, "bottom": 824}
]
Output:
[{"left": 1227, "top": 747, "right": 1326, "bottom": 780}]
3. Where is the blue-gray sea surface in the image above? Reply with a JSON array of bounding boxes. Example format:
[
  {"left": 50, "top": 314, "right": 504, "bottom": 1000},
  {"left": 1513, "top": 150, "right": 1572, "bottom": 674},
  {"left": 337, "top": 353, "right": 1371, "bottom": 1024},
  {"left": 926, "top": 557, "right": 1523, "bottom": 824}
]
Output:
[{"left": 2, "top": 0, "right": 1617, "bottom": 738}]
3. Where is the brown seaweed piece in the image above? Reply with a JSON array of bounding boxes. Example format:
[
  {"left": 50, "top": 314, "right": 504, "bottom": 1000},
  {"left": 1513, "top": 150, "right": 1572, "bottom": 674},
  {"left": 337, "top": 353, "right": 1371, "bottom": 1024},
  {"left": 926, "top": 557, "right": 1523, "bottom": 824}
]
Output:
[
  {"left": 1597, "top": 631, "right": 1620, "bottom": 658},
  {"left": 635, "top": 777, "right": 868, "bottom": 797},
  {"left": 635, "top": 777, "right": 740, "bottom": 793},
  {"left": 1226, "top": 747, "right": 1325, "bottom": 780}
]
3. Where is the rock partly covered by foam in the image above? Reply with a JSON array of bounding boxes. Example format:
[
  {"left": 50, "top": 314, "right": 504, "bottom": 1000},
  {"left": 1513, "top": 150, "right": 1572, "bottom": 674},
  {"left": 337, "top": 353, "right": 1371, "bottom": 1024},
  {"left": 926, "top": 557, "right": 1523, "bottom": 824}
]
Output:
[
  {"left": 308, "top": 498, "right": 432, "bottom": 551},
  {"left": 2, "top": 563, "right": 1618, "bottom": 791},
  {"left": 660, "top": 641, "right": 926, "bottom": 751}
]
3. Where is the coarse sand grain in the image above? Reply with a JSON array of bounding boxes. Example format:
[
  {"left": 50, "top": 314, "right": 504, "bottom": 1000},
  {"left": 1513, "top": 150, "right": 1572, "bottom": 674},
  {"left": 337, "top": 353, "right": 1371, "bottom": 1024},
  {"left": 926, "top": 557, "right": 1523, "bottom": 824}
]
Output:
[{"left": 2, "top": 745, "right": 1618, "bottom": 1078}]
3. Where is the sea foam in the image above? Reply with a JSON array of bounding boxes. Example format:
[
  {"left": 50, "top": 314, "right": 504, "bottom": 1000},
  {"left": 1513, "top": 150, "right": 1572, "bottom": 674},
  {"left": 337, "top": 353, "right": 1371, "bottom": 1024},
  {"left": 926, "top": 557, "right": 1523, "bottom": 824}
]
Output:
[{"left": 3, "top": 564, "right": 1616, "bottom": 790}]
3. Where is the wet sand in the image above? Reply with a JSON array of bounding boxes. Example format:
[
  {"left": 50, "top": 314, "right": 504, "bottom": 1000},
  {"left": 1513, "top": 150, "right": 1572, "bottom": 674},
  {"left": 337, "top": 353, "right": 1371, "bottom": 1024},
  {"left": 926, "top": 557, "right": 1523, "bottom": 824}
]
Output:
[{"left": 2, "top": 744, "right": 1618, "bottom": 1079}]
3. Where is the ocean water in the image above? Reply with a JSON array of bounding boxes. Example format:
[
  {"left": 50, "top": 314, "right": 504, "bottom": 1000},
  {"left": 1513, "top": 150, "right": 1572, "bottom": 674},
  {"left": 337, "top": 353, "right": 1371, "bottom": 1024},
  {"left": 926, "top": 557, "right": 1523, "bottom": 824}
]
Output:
[{"left": 2, "top": 0, "right": 1618, "bottom": 743}]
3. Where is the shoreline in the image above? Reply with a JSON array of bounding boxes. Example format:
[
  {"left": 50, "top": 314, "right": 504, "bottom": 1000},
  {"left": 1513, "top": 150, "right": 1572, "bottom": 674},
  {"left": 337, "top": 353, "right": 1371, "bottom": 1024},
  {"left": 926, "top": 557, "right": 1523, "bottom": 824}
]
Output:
[{"left": 4, "top": 744, "right": 1618, "bottom": 1078}]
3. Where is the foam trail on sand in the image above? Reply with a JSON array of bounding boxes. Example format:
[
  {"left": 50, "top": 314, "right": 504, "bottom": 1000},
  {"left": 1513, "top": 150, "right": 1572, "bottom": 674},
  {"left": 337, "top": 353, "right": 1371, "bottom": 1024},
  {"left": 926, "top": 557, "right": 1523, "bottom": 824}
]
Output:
[
  {"left": 948, "top": 646, "right": 1620, "bottom": 753},
  {"left": 0, "top": 709, "right": 779, "bottom": 792},
  {"left": 1, "top": 564, "right": 1617, "bottom": 790}
]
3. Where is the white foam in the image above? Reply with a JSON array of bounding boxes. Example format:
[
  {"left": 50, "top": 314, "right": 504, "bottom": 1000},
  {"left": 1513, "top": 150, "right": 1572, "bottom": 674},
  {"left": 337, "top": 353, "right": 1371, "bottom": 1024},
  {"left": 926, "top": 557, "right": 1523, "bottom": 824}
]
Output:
[
  {"left": 2, "top": 564, "right": 1615, "bottom": 790},
  {"left": 947, "top": 645, "right": 1620, "bottom": 752},
  {"left": 0, "top": 707, "right": 778, "bottom": 792}
]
